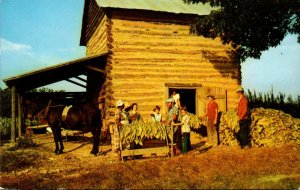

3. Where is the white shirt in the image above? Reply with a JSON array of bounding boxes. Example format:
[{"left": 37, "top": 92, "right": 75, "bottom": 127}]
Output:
[
  {"left": 181, "top": 114, "right": 191, "bottom": 133},
  {"left": 152, "top": 112, "right": 162, "bottom": 122},
  {"left": 173, "top": 93, "right": 180, "bottom": 108}
]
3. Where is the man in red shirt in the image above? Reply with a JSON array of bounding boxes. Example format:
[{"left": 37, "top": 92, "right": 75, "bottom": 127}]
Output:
[
  {"left": 236, "top": 87, "right": 250, "bottom": 149},
  {"left": 206, "top": 95, "right": 219, "bottom": 147}
]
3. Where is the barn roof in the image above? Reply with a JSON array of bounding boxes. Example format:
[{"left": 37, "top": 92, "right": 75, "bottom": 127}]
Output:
[
  {"left": 95, "top": 0, "right": 214, "bottom": 15},
  {"left": 3, "top": 52, "right": 108, "bottom": 92},
  {"left": 80, "top": 0, "right": 216, "bottom": 45}
]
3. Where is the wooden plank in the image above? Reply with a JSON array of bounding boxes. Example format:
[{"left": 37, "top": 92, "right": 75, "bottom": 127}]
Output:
[
  {"left": 26, "top": 124, "right": 49, "bottom": 129},
  {"left": 74, "top": 76, "right": 87, "bottom": 83},
  {"left": 121, "top": 146, "right": 169, "bottom": 158},
  {"left": 85, "top": 65, "right": 106, "bottom": 74},
  {"left": 65, "top": 79, "right": 86, "bottom": 88}
]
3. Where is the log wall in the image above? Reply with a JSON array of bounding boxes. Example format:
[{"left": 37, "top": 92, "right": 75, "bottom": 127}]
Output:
[{"left": 86, "top": 12, "right": 241, "bottom": 124}]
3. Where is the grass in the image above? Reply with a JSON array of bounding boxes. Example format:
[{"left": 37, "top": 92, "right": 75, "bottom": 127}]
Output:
[{"left": 0, "top": 143, "right": 299, "bottom": 189}]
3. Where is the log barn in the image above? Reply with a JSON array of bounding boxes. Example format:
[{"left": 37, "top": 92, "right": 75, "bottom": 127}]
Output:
[
  {"left": 80, "top": 0, "right": 241, "bottom": 124},
  {"left": 4, "top": 0, "right": 242, "bottom": 142}
]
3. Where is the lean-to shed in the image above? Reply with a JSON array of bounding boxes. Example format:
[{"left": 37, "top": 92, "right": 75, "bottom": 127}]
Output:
[{"left": 80, "top": 0, "right": 241, "bottom": 124}]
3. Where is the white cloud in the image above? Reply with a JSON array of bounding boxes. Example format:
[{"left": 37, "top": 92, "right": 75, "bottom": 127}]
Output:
[{"left": 0, "top": 38, "right": 32, "bottom": 52}]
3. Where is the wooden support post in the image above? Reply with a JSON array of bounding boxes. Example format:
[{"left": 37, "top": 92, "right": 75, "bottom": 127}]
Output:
[
  {"left": 225, "top": 90, "right": 228, "bottom": 111},
  {"left": 11, "top": 86, "right": 16, "bottom": 144},
  {"left": 17, "top": 94, "right": 22, "bottom": 137},
  {"left": 171, "top": 124, "right": 174, "bottom": 158}
]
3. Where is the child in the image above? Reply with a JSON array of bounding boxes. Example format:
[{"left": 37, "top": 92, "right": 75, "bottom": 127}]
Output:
[
  {"left": 151, "top": 105, "right": 162, "bottom": 122},
  {"left": 180, "top": 105, "right": 191, "bottom": 154}
]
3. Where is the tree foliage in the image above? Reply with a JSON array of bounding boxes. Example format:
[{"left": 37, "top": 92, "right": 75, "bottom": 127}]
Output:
[
  {"left": 0, "top": 87, "right": 65, "bottom": 117},
  {"left": 184, "top": 0, "right": 300, "bottom": 61},
  {"left": 0, "top": 88, "right": 12, "bottom": 117},
  {"left": 246, "top": 89, "right": 300, "bottom": 118}
]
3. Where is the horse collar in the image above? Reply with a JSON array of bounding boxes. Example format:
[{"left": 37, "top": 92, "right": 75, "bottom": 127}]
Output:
[{"left": 62, "top": 105, "right": 73, "bottom": 121}]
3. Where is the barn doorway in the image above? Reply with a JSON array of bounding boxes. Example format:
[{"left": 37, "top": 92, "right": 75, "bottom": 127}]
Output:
[{"left": 168, "top": 88, "right": 196, "bottom": 114}]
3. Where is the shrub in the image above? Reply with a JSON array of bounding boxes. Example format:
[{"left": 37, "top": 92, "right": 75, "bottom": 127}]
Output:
[{"left": 0, "top": 117, "right": 13, "bottom": 136}]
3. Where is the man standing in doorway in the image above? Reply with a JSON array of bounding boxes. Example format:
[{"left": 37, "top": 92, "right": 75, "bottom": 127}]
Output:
[
  {"left": 206, "top": 95, "right": 218, "bottom": 147},
  {"left": 166, "top": 98, "right": 181, "bottom": 155},
  {"left": 236, "top": 87, "right": 250, "bottom": 149}
]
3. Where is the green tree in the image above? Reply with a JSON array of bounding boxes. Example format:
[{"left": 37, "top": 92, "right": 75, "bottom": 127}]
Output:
[
  {"left": 184, "top": 0, "right": 300, "bottom": 61},
  {"left": 0, "top": 88, "right": 12, "bottom": 117},
  {"left": 0, "top": 87, "right": 65, "bottom": 117}
]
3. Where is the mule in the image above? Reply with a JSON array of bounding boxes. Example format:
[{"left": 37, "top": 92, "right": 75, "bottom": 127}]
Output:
[{"left": 28, "top": 100, "right": 102, "bottom": 155}]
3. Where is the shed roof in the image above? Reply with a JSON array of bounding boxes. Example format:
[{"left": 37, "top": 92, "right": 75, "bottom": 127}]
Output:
[
  {"left": 3, "top": 52, "right": 108, "bottom": 92},
  {"left": 95, "top": 0, "right": 215, "bottom": 15}
]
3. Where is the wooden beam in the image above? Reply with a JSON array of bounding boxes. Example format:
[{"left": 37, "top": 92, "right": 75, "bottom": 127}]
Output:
[
  {"left": 65, "top": 79, "right": 86, "bottom": 88},
  {"left": 165, "top": 83, "right": 202, "bottom": 88},
  {"left": 11, "top": 86, "right": 16, "bottom": 144},
  {"left": 17, "top": 94, "right": 22, "bottom": 137},
  {"left": 85, "top": 65, "right": 106, "bottom": 74},
  {"left": 74, "top": 76, "right": 87, "bottom": 83}
]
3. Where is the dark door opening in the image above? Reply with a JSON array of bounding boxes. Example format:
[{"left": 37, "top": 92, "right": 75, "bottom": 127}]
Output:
[{"left": 169, "top": 88, "right": 196, "bottom": 114}]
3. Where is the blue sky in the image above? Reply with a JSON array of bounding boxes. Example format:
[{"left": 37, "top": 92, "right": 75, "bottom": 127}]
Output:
[{"left": 1, "top": 0, "right": 300, "bottom": 98}]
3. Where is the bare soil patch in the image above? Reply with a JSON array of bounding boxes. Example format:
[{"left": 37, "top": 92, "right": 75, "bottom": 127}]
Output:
[{"left": 0, "top": 133, "right": 299, "bottom": 189}]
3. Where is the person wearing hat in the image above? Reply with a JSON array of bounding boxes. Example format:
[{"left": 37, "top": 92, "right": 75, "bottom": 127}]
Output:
[
  {"left": 236, "top": 87, "right": 250, "bottom": 149},
  {"left": 205, "top": 94, "right": 219, "bottom": 147},
  {"left": 166, "top": 98, "right": 178, "bottom": 126},
  {"left": 113, "top": 100, "right": 130, "bottom": 152},
  {"left": 165, "top": 98, "right": 181, "bottom": 155},
  {"left": 172, "top": 90, "right": 181, "bottom": 109}
]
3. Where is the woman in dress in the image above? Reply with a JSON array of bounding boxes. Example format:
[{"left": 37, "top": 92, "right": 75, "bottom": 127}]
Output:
[{"left": 126, "top": 103, "right": 142, "bottom": 122}]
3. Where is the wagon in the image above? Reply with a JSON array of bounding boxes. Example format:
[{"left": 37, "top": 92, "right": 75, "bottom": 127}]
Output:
[{"left": 119, "top": 123, "right": 178, "bottom": 161}]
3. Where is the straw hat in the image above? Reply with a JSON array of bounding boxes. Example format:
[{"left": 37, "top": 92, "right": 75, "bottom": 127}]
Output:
[
  {"left": 116, "top": 100, "right": 124, "bottom": 107},
  {"left": 236, "top": 87, "right": 244, "bottom": 92},
  {"left": 207, "top": 95, "right": 215, "bottom": 99},
  {"left": 166, "top": 98, "right": 175, "bottom": 103}
]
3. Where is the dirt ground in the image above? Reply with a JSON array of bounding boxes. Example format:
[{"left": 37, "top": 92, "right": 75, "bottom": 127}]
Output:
[{"left": 0, "top": 132, "right": 299, "bottom": 189}]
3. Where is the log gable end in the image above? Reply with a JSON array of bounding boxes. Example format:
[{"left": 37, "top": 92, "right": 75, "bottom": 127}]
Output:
[{"left": 81, "top": 0, "right": 241, "bottom": 124}]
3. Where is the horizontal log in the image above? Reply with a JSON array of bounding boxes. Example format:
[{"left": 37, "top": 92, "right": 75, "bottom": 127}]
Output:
[
  {"left": 110, "top": 58, "right": 238, "bottom": 67},
  {"left": 111, "top": 32, "right": 225, "bottom": 46},
  {"left": 111, "top": 18, "right": 189, "bottom": 29},
  {"left": 111, "top": 79, "right": 239, "bottom": 89},
  {"left": 110, "top": 51, "right": 232, "bottom": 60},
  {"left": 111, "top": 47, "right": 229, "bottom": 57},
  {"left": 111, "top": 71, "right": 234, "bottom": 79},
  {"left": 111, "top": 64, "right": 238, "bottom": 72},
  {"left": 112, "top": 40, "right": 229, "bottom": 51}
]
